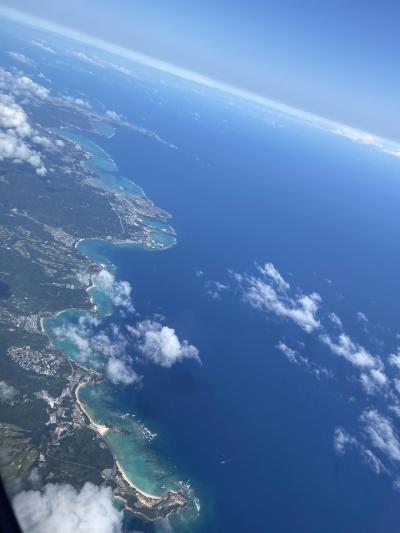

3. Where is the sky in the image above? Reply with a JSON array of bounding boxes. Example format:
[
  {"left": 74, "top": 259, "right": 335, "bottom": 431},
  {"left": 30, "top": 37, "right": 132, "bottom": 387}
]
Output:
[{"left": 0, "top": 0, "right": 399, "bottom": 141}]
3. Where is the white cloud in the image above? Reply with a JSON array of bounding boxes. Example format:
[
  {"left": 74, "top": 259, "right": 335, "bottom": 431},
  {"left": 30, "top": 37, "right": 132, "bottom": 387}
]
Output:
[
  {"left": 333, "top": 427, "right": 357, "bottom": 455},
  {"left": 0, "top": 131, "right": 39, "bottom": 165},
  {"left": 334, "top": 426, "right": 388, "bottom": 476},
  {"left": 94, "top": 270, "right": 134, "bottom": 313},
  {"left": 69, "top": 50, "right": 133, "bottom": 77},
  {"left": 32, "top": 134, "right": 53, "bottom": 148},
  {"left": 54, "top": 316, "right": 133, "bottom": 368},
  {"left": 360, "top": 369, "right": 388, "bottom": 395},
  {"left": 54, "top": 316, "right": 142, "bottom": 384},
  {"left": 393, "top": 379, "right": 400, "bottom": 396},
  {"left": 129, "top": 320, "right": 201, "bottom": 368},
  {"left": 7, "top": 52, "right": 35, "bottom": 66},
  {"left": 361, "top": 409, "right": 400, "bottom": 463},
  {"left": 328, "top": 312, "right": 342, "bottom": 328},
  {"left": 31, "top": 40, "right": 56, "bottom": 54},
  {"left": 53, "top": 316, "right": 96, "bottom": 362},
  {"left": 242, "top": 270, "right": 321, "bottom": 333},
  {"left": 70, "top": 51, "right": 103, "bottom": 67},
  {"left": 388, "top": 353, "right": 400, "bottom": 370},
  {"left": 361, "top": 448, "right": 387, "bottom": 475},
  {"left": 106, "top": 357, "right": 141, "bottom": 385},
  {"left": 389, "top": 403, "right": 400, "bottom": 418},
  {"left": 259, "top": 262, "right": 290, "bottom": 291},
  {"left": 333, "top": 127, "right": 383, "bottom": 148},
  {"left": 0, "top": 68, "right": 49, "bottom": 100},
  {"left": 206, "top": 280, "right": 228, "bottom": 299},
  {"left": 0, "top": 93, "right": 32, "bottom": 137},
  {"left": 13, "top": 483, "right": 123, "bottom": 533},
  {"left": 276, "top": 341, "right": 298, "bottom": 364},
  {"left": 56, "top": 94, "right": 92, "bottom": 109},
  {"left": 0, "top": 93, "right": 47, "bottom": 174},
  {"left": 0, "top": 380, "right": 17, "bottom": 403},
  {"left": 320, "top": 333, "right": 377, "bottom": 368},
  {"left": 357, "top": 311, "right": 368, "bottom": 325}
]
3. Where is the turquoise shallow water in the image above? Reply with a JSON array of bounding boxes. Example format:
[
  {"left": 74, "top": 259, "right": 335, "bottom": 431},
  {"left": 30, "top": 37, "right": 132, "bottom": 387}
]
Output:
[
  {"left": 57, "top": 127, "right": 177, "bottom": 250},
  {"left": 78, "top": 380, "right": 180, "bottom": 497},
  {"left": 57, "top": 127, "right": 146, "bottom": 198}
]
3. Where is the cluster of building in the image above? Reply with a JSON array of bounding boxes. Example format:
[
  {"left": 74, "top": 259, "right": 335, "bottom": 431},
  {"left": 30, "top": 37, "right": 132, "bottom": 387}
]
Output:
[{"left": 7, "top": 346, "right": 63, "bottom": 377}]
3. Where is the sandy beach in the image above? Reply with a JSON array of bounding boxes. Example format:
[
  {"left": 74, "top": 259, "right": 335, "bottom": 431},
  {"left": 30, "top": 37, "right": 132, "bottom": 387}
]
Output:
[
  {"left": 75, "top": 382, "right": 160, "bottom": 501},
  {"left": 115, "top": 459, "right": 160, "bottom": 501}
]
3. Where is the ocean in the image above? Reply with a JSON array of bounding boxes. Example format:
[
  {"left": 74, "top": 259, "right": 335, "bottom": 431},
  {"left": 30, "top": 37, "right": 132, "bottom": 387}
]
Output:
[{"left": 44, "top": 55, "right": 400, "bottom": 533}]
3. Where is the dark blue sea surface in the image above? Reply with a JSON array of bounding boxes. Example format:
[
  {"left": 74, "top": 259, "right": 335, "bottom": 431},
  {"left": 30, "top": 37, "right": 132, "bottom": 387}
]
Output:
[
  {"left": 32, "top": 43, "right": 400, "bottom": 532},
  {"left": 0, "top": 280, "right": 11, "bottom": 299}
]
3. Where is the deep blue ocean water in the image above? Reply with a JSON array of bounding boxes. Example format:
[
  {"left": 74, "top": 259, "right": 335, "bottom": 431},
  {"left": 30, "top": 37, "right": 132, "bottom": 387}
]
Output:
[
  {"left": 70, "top": 84, "right": 400, "bottom": 531},
  {"left": 6, "top": 28, "right": 400, "bottom": 532}
]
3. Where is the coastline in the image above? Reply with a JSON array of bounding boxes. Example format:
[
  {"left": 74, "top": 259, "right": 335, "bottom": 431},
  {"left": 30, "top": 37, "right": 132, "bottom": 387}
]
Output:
[
  {"left": 115, "top": 459, "right": 161, "bottom": 501},
  {"left": 38, "top": 126, "right": 191, "bottom": 520},
  {"left": 75, "top": 382, "right": 109, "bottom": 438},
  {"left": 75, "top": 382, "right": 161, "bottom": 500}
]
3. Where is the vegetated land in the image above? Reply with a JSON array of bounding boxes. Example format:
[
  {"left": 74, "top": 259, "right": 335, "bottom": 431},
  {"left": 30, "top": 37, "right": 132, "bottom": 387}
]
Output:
[{"left": 0, "top": 102, "right": 187, "bottom": 521}]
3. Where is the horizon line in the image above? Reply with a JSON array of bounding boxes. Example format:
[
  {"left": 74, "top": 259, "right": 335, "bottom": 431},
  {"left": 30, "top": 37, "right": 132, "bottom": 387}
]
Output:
[{"left": 0, "top": 5, "right": 399, "bottom": 157}]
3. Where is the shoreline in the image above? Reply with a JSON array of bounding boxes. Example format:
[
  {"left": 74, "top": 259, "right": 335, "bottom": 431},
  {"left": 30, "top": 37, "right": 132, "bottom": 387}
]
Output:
[
  {"left": 74, "top": 382, "right": 161, "bottom": 500},
  {"left": 75, "top": 382, "right": 110, "bottom": 437},
  {"left": 38, "top": 127, "right": 190, "bottom": 519}
]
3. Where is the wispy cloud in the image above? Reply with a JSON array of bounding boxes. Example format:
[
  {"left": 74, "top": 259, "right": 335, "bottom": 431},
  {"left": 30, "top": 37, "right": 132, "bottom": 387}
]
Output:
[
  {"left": 328, "top": 312, "right": 342, "bottom": 328},
  {"left": 276, "top": 341, "right": 300, "bottom": 364},
  {"left": 0, "top": 380, "right": 17, "bottom": 403},
  {"left": 333, "top": 426, "right": 387, "bottom": 476},
  {"left": 6, "top": 51, "right": 35, "bottom": 67},
  {"left": 360, "top": 369, "right": 388, "bottom": 395},
  {"left": 276, "top": 340, "right": 331, "bottom": 379},
  {"left": 232, "top": 261, "right": 400, "bottom": 483},
  {"left": 205, "top": 280, "right": 229, "bottom": 299},
  {"left": 31, "top": 39, "right": 56, "bottom": 54},
  {"left": 333, "top": 427, "right": 358, "bottom": 455},
  {"left": 259, "top": 262, "right": 290, "bottom": 291},
  {"left": 94, "top": 270, "right": 134, "bottom": 313},
  {"left": 320, "top": 333, "right": 377, "bottom": 368},
  {"left": 361, "top": 410, "right": 400, "bottom": 463},
  {"left": 106, "top": 357, "right": 141, "bottom": 385},
  {"left": 238, "top": 264, "right": 321, "bottom": 333}
]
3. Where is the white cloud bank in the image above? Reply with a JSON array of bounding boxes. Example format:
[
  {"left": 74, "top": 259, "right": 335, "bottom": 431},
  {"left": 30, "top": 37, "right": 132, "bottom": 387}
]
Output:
[
  {"left": 0, "top": 67, "right": 49, "bottom": 100},
  {"left": 0, "top": 73, "right": 48, "bottom": 174},
  {"left": 2, "top": 5, "right": 400, "bottom": 159},
  {"left": 13, "top": 483, "right": 123, "bottom": 533}
]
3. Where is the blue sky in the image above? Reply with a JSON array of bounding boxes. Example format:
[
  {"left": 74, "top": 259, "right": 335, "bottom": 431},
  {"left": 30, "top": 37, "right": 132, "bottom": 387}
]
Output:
[{"left": 1, "top": 0, "right": 399, "bottom": 140}]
